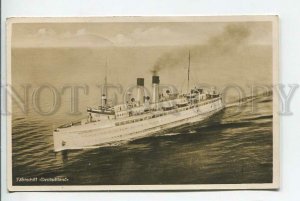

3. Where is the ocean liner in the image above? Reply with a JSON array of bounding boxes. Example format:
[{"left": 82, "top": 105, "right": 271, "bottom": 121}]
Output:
[{"left": 53, "top": 53, "right": 225, "bottom": 152}]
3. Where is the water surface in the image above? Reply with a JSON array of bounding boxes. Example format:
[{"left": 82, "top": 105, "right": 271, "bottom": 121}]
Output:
[{"left": 12, "top": 97, "right": 273, "bottom": 185}]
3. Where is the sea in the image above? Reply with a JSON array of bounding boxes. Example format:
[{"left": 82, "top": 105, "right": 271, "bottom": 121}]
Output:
[{"left": 12, "top": 97, "right": 273, "bottom": 186}]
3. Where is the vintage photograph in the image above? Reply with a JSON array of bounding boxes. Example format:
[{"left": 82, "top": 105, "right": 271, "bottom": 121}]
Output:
[{"left": 7, "top": 16, "right": 279, "bottom": 191}]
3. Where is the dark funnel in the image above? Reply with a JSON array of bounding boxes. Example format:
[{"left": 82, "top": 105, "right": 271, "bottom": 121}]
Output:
[
  {"left": 137, "top": 78, "right": 144, "bottom": 86},
  {"left": 152, "top": 76, "right": 160, "bottom": 84}
]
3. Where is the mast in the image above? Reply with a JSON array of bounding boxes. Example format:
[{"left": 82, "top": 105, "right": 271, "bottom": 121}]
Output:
[
  {"left": 104, "top": 58, "right": 108, "bottom": 96},
  {"left": 187, "top": 50, "right": 190, "bottom": 93},
  {"left": 101, "top": 58, "right": 108, "bottom": 108}
]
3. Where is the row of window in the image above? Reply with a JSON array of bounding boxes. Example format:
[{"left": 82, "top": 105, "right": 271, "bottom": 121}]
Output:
[{"left": 115, "top": 98, "right": 220, "bottom": 126}]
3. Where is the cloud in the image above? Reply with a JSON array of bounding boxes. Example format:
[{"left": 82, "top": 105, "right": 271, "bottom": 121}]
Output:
[
  {"left": 14, "top": 26, "right": 202, "bottom": 48},
  {"left": 13, "top": 28, "right": 113, "bottom": 48},
  {"left": 76, "top": 28, "right": 87, "bottom": 36},
  {"left": 110, "top": 26, "right": 197, "bottom": 46},
  {"left": 35, "top": 28, "right": 56, "bottom": 36},
  {"left": 13, "top": 22, "right": 272, "bottom": 48}
]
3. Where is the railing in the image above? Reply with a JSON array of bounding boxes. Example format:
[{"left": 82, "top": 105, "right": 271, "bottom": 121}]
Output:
[{"left": 115, "top": 97, "right": 221, "bottom": 126}]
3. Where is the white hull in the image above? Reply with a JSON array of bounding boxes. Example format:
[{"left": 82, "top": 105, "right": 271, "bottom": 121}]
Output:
[{"left": 53, "top": 98, "right": 224, "bottom": 152}]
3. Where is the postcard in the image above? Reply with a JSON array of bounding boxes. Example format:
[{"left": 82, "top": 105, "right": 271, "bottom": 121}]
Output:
[{"left": 6, "top": 16, "right": 279, "bottom": 191}]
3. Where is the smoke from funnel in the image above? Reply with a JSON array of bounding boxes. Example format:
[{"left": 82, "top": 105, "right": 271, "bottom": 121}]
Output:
[{"left": 150, "top": 23, "right": 251, "bottom": 75}]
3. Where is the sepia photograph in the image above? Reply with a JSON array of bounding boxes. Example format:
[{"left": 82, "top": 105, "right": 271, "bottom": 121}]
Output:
[{"left": 6, "top": 16, "right": 279, "bottom": 191}]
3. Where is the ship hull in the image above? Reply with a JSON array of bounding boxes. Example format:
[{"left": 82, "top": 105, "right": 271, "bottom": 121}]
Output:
[{"left": 53, "top": 98, "right": 224, "bottom": 152}]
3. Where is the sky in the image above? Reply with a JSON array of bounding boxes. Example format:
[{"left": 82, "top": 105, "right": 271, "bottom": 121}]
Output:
[
  {"left": 11, "top": 20, "right": 274, "bottom": 105},
  {"left": 11, "top": 21, "right": 273, "bottom": 48}
]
